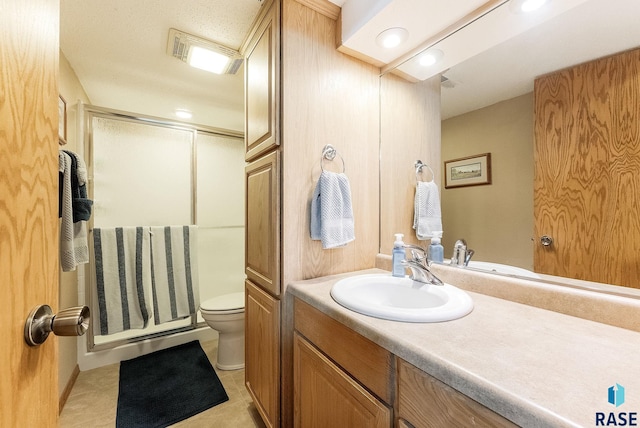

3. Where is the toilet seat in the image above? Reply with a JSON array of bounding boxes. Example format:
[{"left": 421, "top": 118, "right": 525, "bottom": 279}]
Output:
[{"left": 200, "top": 292, "right": 245, "bottom": 315}]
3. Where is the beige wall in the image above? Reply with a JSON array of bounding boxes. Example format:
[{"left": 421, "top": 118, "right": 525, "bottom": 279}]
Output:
[
  {"left": 58, "top": 51, "right": 91, "bottom": 399},
  {"left": 441, "top": 93, "right": 534, "bottom": 269}
]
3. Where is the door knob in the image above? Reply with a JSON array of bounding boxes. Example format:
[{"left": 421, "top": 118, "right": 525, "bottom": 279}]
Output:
[
  {"left": 540, "top": 235, "right": 554, "bottom": 247},
  {"left": 24, "top": 305, "right": 90, "bottom": 347}
]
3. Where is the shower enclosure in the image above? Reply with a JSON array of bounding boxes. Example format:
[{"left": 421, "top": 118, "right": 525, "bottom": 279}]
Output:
[{"left": 81, "top": 104, "right": 245, "bottom": 354}]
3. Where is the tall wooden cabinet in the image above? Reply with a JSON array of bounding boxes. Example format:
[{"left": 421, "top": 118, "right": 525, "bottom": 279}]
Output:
[
  {"left": 243, "top": 1, "right": 282, "bottom": 427},
  {"left": 242, "top": 0, "right": 380, "bottom": 426}
]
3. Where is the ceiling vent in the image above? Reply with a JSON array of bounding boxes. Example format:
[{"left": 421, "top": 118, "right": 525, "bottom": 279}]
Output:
[
  {"left": 167, "top": 28, "right": 243, "bottom": 75},
  {"left": 441, "top": 74, "right": 457, "bottom": 89}
]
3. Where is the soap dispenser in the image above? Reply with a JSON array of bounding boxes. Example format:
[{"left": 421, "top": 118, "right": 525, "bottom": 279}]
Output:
[
  {"left": 428, "top": 231, "right": 444, "bottom": 263},
  {"left": 392, "top": 233, "right": 406, "bottom": 277}
]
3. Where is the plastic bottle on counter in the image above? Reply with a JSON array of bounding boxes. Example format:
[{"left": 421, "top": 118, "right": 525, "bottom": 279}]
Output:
[{"left": 428, "top": 231, "right": 444, "bottom": 263}]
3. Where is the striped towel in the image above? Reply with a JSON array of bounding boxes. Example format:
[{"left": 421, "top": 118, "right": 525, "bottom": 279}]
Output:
[
  {"left": 93, "top": 227, "right": 152, "bottom": 335},
  {"left": 59, "top": 151, "right": 90, "bottom": 271},
  {"left": 150, "top": 226, "right": 200, "bottom": 325}
]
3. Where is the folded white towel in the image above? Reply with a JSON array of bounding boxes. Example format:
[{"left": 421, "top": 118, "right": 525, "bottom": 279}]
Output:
[
  {"left": 59, "top": 151, "right": 90, "bottom": 271},
  {"left": 310, "top": 171, "right": 355, "bottom": 249},
  {"left": 413, "top": 181, "right": 442, "bottom": 240},
  {"left": 150, "top": 226, "right": 200, "bottom": 325},
  {"left": 93, "top": 227, "right": 153, "bottom": 335}
]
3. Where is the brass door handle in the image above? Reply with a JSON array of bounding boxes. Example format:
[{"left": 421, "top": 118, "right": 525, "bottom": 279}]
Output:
[{"left": 24, "top": 305, "right": 90, "bottom": 346}]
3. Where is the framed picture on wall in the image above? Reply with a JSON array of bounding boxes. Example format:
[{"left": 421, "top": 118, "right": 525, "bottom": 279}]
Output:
[
  {"left": 58, "top": 94, "right": 67, "bottom": 145},
  {"left": 444, "top": 152, "right": 492, "bottom": 189}
]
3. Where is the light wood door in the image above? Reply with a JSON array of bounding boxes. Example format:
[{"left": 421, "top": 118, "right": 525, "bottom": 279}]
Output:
[
  {"left": 244, "top": 0, "right": 279, "bottom": 162},
  {"left": 293, "top": 332, "right": 392, "bottom": 428},
  {"left": 245, "top": 280, "right": 281, "bottom": 428},
  {"left": 533, "top": 48, "right": 640, "bottom": 288},
  {"left": 0, "top": 0, "right": 60, "bottom": 426},
  {"left": 245, "top": 150, "right": 281, "bottom": 296},
  {"left": 397, "top": 359, "right": 516, "bottom": 428}
]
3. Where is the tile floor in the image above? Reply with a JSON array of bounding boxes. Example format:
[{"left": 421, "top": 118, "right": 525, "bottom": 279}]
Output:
[{"left": 59, "top": 340, "right": 266, "bottom": 427}]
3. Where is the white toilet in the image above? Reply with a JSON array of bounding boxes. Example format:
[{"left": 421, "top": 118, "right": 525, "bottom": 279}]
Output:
[{"left": 200, "top": 291, "right": 245, "bottom": 370}]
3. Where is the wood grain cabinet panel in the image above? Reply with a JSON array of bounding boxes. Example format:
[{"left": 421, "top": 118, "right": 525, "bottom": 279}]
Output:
[
  {"left": 245, "top": 280, "right": 281, "bottom": 428},
  {"left": 245, "top": 150, "right": 280, "bottom": 296},
  {"left": 294, "top": 298, "right": 394, "bottom": 404},
  {"left": 244, "top": 0, "right": 279, "bottom": 161},
  {"left": 293, "top": 332, "right": 392, "bottom": 428},
  {"left": 397, "top": 359, "right": 517, "bottom": 428}
]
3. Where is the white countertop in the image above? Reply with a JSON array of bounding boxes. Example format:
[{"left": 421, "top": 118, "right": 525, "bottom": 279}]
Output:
[{"left": 287, "top": 268, "right": 640, "bottom": 427}]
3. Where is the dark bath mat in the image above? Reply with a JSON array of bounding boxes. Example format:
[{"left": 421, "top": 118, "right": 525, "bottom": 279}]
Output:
[{"left": 116, "top": 340, "right": 229, "bottom": 428}]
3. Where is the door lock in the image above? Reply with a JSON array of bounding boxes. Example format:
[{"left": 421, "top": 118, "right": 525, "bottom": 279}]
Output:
[
  {"left": 540, "top": 235, "right": 554, "bottom": 247},
  {"left": 24, "top": 305, "right": 90, "bottom": 347}
]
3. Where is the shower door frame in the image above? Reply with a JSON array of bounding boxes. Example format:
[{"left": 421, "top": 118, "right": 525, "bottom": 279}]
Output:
[{"left": 81, "top": 103, "right": 243, "bottom": 352}]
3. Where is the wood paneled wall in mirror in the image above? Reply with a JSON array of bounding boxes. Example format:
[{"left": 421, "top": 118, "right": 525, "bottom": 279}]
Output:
[{"left": 534, "top": 48, "right": 640, "bottom": 289}]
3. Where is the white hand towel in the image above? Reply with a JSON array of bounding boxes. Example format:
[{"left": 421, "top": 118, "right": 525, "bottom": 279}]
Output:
[
  {"left": 310, "top": 171, "right": 355, "bottom": 249},
  {"left": 413, "top": 181, "right": 442, "bottom": 240}
]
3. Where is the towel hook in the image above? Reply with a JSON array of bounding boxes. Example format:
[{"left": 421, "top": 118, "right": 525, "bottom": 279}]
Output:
[
  {"left": 415, "top": 160, "right": 434, "bottom": 182},
  {"left": 321, "top": 144, "right": 345, "bottom": 173}
]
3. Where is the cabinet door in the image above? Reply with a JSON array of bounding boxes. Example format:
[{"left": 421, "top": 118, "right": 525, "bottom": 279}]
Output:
[
  {"left": 294, "top": 332, "right": 392, "bottom": 428},
  {"left": 245, "top": 150, "right": 280, "bottom": 296},
  {"left": 398, "top": 359, "right": 517, "bottom": 428},
  {"left": 245, "top": 280, "right": 281, "bottom": 428},
  {"left": 244, "top": 0, "right": 279, "bottom": 161}
]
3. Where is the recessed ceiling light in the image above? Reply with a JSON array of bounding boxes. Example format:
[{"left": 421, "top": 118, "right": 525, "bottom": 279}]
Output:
[
  {"left": 375, "top": 27, "right": 409, "bottom": 49},
  {"left": 419, "top": 49, "right": 444, "bottom": 67},
  {"left": 188, "top": 46, "right": 230, "bottom": 74},
  {"left": 175, "top": 109, "right": 192, "bottom": 119},
  {"left": 510, "top": 0, "right": 549, "bottom": 13},
  {"left": 167, "top": 28, "right": 243, "bottom": 75}
]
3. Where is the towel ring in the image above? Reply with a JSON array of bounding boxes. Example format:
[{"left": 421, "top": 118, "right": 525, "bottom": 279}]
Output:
[
  {"left": 321, "top": 144, "right": 345, "bottom": 173},
  {"left": 415, "top": 160, "right": 434, "bottom": 182}
]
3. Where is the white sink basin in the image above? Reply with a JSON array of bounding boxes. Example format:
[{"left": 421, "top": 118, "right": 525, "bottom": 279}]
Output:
[
  {"left": 330, "top": 274, "right": 473, "bottom": 323},
  {"left": 466, "top": 261, "right": 540, "bottom": 279}
]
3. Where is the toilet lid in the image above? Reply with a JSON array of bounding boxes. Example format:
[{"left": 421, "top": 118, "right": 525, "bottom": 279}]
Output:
[{"left": 200, "top": 292, "right": 245, "bottom": 312}]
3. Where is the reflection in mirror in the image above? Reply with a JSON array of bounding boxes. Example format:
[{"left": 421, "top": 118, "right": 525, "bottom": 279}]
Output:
[{"left": 381, "top": 0, "right": 640, "bottom": 291}]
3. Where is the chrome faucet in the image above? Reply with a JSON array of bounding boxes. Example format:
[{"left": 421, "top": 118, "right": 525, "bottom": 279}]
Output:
[
  {"left": 450, "top": 239, "right": 474, "bottom": 267},
  {"left": 401, "top": 244, "right": 444, "bottom": 286}
]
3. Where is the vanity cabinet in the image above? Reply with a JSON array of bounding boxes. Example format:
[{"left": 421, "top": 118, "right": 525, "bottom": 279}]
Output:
[
  {"left": 397, "top": 359, "right": 517, "bottom": 428},
  {"left": 245, "top": 280, "right": 281, "bottom": 428},
  {"left": 293, "top": 299, "right": 393, "bottom": 427},
  {"left": 292, "top": 296, "right": 518, "bottom": 428},
  {"left": 293, "top": 333, "right": 391, "bottom": 428},
  {"left": 244, "top": 0, "right": 279, "bottom": 162}
]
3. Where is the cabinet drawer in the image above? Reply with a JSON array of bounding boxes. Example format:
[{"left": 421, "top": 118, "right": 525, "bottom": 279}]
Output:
[
  {"left": 398, "top": 359, "right": 517, "bottom": 428},
  {"left": 294, "top": 298, "right": 394, "bottom": 404}
]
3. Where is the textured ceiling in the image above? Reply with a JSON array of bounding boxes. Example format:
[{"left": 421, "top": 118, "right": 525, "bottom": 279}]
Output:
[{"left": 60, "top": 0, "right": 263, "bottom": 131}]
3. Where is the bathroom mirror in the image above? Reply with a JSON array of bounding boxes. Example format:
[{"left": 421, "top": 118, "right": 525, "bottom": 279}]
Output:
[{"left": 381, "top": 0, "right": 640, "bottom": 291}]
